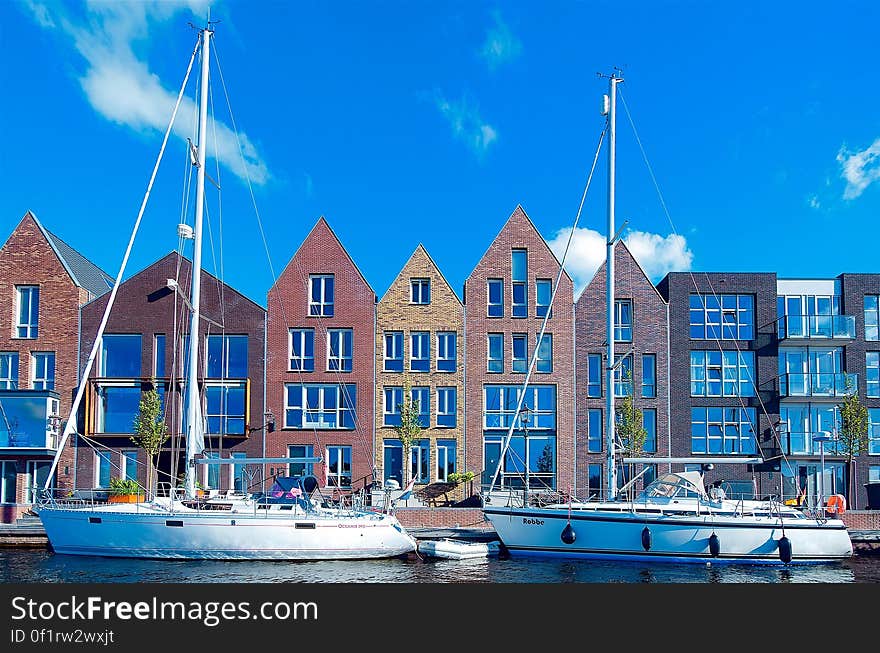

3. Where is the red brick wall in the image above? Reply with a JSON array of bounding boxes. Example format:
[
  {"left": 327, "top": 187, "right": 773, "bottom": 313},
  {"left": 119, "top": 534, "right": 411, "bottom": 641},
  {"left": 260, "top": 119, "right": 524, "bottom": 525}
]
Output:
[
  {"left": 266, "top": 218, "right": 376, "bottom": 491},
  {"left": 394, "top": 507, "right": 489, "bottom": 529},
  {"left": 0, "top": 212, "right": 88, "bottom": 509},
  {"left": 464, "top": 206, "right": 575, "bottom": 495}
]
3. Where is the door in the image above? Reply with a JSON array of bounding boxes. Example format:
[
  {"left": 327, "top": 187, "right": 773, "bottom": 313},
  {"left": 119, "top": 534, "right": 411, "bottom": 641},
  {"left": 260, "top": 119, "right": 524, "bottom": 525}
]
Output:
[{"left": 779, "top": 348, "right": 808, "bottom": 396}]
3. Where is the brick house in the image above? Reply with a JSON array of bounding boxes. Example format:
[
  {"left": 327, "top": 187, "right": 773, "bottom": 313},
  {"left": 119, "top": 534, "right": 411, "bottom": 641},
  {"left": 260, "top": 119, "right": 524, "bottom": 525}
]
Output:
[
  {"left": 463, "top": 206, "right": 574, "bottom": 498},
  {"left": 77, "top": 253, "right": 266, "bottom": 495},
  {"left": 375, "top": 244, "right": 465, "bottom": 497},
  {"left": 266, "top": 218, "right": 376, "bottom": 496},
  {"left": 574, "top": 240, "right": 669, "bottom": 497},
  {"left": 0, "top": 211, "right": 112, "bottom": 522}
]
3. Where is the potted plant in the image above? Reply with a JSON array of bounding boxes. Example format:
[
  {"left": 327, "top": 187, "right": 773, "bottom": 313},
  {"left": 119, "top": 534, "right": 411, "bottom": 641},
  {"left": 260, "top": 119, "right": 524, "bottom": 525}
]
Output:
[{"left": 107, "top": 477, "right": 143, "bottom": 503}]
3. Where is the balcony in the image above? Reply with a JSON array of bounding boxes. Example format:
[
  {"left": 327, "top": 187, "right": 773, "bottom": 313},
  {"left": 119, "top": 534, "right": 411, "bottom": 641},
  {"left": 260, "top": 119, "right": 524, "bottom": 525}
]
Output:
[
  {"left": 777, "top": 315, "right": 855, "bottom": 342},
  {"left": 777, "top": 431, "right": 846, "bottom": 457},
  {"left": 0, "top": 390, "right": 61, "bottom": 454},
  {"left": 778, "top": 372, "right": 858, "bottom": 399}
]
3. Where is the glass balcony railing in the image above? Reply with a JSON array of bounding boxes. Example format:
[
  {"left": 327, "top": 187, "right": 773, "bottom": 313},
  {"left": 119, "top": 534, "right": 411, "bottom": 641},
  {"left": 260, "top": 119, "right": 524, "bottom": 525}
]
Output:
[
  {"left": 777, "top": 314, "right": 856, "bottom": 340},
  {"left": 778, "top": 372, "right": 858, "bottom": 398},
  {"left": 778, "top": 431, "right": 846, "bottom": 456}
]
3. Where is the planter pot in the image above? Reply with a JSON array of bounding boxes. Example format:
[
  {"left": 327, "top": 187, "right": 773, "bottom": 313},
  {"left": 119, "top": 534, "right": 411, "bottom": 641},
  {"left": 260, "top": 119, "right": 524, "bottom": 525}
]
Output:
[{"left": 108, "top": 494, "right": 142, "bottom": 504}]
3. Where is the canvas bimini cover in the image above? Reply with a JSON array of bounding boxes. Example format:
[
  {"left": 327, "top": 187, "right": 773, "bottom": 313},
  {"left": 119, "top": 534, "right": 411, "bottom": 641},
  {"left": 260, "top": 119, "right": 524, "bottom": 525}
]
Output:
[
  {"left": 642, "top": 471, "right": 708, "bottom": 500},
  {"left": 267, "top": 477, "right": 304, "bottom": 502}
]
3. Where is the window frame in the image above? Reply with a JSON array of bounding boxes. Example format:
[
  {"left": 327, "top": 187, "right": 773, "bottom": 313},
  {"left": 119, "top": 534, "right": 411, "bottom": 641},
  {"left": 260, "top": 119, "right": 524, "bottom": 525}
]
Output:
[
  {"left": 536, "top": 279, "right": 552, "bottom": 319},
  {"left": 326, "top": 328, "right": 353, "bottom": 373},
  {"left": 409, "top": 331, "right": 430, "bottom": 373},
  {"left": 0, "top": 352, "right": 19, "bottom": 390},
  {"left": 308, "top": 274, "right": 335, "bottom": 317},
  {"left": 436, "top": 332, "right": 457, "bottom": 373},
  {"left": 30, "top": 352, "right": 55, "bottom": 390},
  {"left": 410, "top": 278, "right": 431, "bottom": 305},
  {"left": 487, "top": 279, "right": 504, "bottom": 318},
  {"left": 289, "top": 328, "right": 315, "bottom": 372},
  {"left": 614, "top": 299, "right": 633, "bottom": 342},
  {"left": 436, "top": 386, "right": 457, "bottom": 428},
  {"left": 383, "top": 331, "right": 404, "bottom": 373},
  {"left": 15, "top": 285, "right": 39, "bottom": 339},
  {"left": 487, "top": 333, "right": 504, "bottom": 373}
]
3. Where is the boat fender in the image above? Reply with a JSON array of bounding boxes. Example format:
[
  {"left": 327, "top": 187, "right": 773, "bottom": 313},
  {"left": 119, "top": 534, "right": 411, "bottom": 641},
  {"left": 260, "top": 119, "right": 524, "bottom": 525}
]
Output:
[
  {"left": 561, "top": 523, "right": 576, "bottom": 544},
  {"left": 708, "top": 532, "right": 720, "bottom": 557},
  {"left": 778, "top": 535, "right": 792, "bottom": 564},
  {"left": 641, "top": 526, "right": 651, "bottom": 551}
]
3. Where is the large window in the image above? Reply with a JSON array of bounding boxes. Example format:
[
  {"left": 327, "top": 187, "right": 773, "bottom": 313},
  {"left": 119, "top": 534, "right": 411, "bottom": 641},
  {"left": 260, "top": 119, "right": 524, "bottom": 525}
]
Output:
[
  {"left": 487, "top": 279, "right": 504, "bottom": 317},
  {"left": 411, "top": 439, "right": 430, "bottom": 483},
  {"left": 779, "top": 347, "right": 848, "bottom": 397},
  {"left": 512, "top": 334, "right": 528, "bottom": 373},
  {"left": 95, "top": 451, "right": 112, "bottom": 488},
  {"left": 207, "top": 334, "right": 247, "bottom": 378},
  {"left": 411, "top": 386, "right": 430, "bottom": 427},
  {"left": 691, "top": 407, "right": 757, "bottom": 454},
  {"left": 284, "top": 384, "right": 357, "bottom": 429},
  {"left": 512, "top": 249, "right": 528, "bottom": 318},
  {"left": 437, "top": 386, "right": 457, "bottom": 428},
  {"left": 327, "top": 329, "right": 353, "bottom": 372},
  {"left": 778, "top": 294, "right": 850, "bottom": 339},
  {"left": 436, "top": 332, "right": 456, "bottom": 373},
  {"left": 690, "top": 293, "right": 754, "bottom": 340},
  {"left": 587, "top": 354, "right": 602, "bottom": 398},
  {"left": 0, "top": 461, "right": 16, "bottom": 503},
  {"left": 642, "top": 354, "right": 656, "bottom": 398},
  {"left": 154, "top": 334, "right": 166, "bottom": 377},
  {"left": 289, "top": 329, "right": 315, "bottom": 372},
  {"left": 15, "top": 286, "right": 39, "bottom": 338},
  {"left": 30, "top": 352, "right": 55, "bottom": 390},
  {"left": 383, "top": 439, "right": 403, "bottom": 485},
  {"left": 308, "top": 274, "right": 334, "bottom": 317},
  {"left": 587, "top": 408, "right": 602, "bottom": 453},
  {"left": 483, "top": 432, "right": 556, "bottom": 490},
  {"left": 383, "top": 331, "right": 403, "bottom": 372},
  {"left": 868, "top": 409, "right": 880, "bottom": 456},
  {"left": 325, "top": 445, "right": 351, "bottom": 487},
  {"left": 410, "top": 331, "right": 430, "bottom": 372},
  {"left": 288, "top": 444, "right": 315, "bottom": 477},
  {"left": 614, "top": 354, "right": 633, "bottom": 397},
  {"left": 206, "top": 382, "right": 246, "bottom": 435},
  {"left": 411, "top": 278, "right": 431, "bottom": 305},
  {"left": 690, "top": 350, "right": 755, "bottom": 397},
  {"left": 867, "top": 352, "right": 879, "bottom": 398},
  {"left": 643, "top": 408, "right": 657, "bottom": 453},
  {"left": 437, "top": 439, "right": 457, "bottom": 481},
  {"left": 100, "top": 334, "right": 142, "bottom": 378},
  {"left": 383, "top": 386, "right": 403, "bottom": 427},
  {"left": 779, "top": 404, "right": 844, "bottom": 455},
  {"left": 0, "top": 353, "right": 19, "bottom": 389},
  {"left": 536, "top": 334, "right": 552, "bottom": 373},
  {"left": 614, "top": 300, "right": 632, "bottom": 342},
  {"left": 487, "top": 333, "right": 503, "bottom": 373},
  {"left": 95, "top": 384, "right": 143, "bottom": 433},
  {"left": 536, "top": 279, "right": 552, "bottom": 319},
  {"left": 866, "top": 296, "right": 880, "bottom": 341},
  {"left": 484, "top": 385, "right": 556, "bottom": 429}
]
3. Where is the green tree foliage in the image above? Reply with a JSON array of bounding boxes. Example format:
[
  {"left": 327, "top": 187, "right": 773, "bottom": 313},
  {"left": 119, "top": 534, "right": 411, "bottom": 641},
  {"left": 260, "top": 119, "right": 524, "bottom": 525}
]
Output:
[
  {"left": 131, "top": 384, "right": 169, "bottom": 497},
  {"left": 393, "top": 378, "right": 423, "bottom": 485},
  {"left": 838, "top": 379, "right": 869, "bottom": 503}
]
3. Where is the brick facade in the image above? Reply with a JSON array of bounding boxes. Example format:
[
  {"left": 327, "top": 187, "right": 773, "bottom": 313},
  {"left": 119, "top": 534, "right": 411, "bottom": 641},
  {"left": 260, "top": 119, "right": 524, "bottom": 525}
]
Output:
[
  {"left": 78, "top": 253, "right": 266, "bottom": 492},
  {"left": 463, "top": 206, "right": 574, "bottom": 496},
  {"left": 266, "top": 218, "right": 376, "bottom": 494},
  {"left": 574, "top": 241, "right": 669, "bottom": 496},
  {"left": 0, "top": 212, "right": 107, "bottom": 521},
  {"left": 375, "top": 245, "right": 465, "bottom": 497}
]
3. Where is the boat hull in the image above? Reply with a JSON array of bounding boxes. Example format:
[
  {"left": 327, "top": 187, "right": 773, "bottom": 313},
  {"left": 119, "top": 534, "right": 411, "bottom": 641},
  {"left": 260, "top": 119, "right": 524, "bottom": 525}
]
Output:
[
  {"left": 418, "top": 539, "right": 500, "bottom": 560},
  {"left": 484, "top": 507, "right": 853, "bottom": 564},
  {"left": 39, "top": 505, "right": 417, "bottom": 560}
]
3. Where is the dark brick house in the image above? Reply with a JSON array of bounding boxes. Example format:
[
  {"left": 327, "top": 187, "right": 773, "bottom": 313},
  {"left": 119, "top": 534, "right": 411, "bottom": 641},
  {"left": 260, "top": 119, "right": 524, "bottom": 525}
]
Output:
[
  {"left": 575, "top": 240, "right": 669, "bottom": 497},
  {"left": 266, "top": 218, "right": 376, "bottom": 495},
  {"left": 77, "top": 253, "right": 266, "bottom": 494},
  {"left": 0, "top": 211, "right": 112, "bottom": 521},
  {"left": 463, "top": 206, "right": 574, "bottom": 497}
]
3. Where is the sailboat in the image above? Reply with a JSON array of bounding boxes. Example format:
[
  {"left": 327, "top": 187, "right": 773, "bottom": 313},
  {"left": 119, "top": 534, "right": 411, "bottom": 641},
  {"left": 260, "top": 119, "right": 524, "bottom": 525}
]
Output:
[
  {"left": 36, "top": 24, "right": 416, "bottom": 560},
  {"left": 481, "top": 72, "right": 853, "bottom": 564}
]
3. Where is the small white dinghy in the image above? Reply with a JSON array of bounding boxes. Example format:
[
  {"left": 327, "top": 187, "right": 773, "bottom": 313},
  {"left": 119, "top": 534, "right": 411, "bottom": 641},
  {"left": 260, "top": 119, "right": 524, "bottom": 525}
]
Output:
[{"left": 418, "top": 538, "right": 501, "bottom": 560}]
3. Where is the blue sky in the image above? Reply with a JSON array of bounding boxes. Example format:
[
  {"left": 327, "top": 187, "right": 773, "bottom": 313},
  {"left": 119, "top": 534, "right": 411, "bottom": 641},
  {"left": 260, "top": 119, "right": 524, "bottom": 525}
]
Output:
[{"left": 2, "top": 1, "right": 879, "bottom": 306}]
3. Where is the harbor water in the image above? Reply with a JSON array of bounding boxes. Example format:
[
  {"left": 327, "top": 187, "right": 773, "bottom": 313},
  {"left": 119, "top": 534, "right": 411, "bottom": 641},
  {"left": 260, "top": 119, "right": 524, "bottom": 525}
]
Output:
[{"left": 2, "top": 548, "right": 878, "bottom": 583}]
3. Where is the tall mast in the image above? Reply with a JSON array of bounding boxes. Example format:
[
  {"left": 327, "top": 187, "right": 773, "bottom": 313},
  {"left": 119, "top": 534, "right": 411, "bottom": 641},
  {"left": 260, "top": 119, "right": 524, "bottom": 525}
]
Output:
[
  {"left": 184, "top": 26, "right": 212, "bottom": 499},
  {"left": 605, "top": 72, "right": 622, "bottom": 500}
]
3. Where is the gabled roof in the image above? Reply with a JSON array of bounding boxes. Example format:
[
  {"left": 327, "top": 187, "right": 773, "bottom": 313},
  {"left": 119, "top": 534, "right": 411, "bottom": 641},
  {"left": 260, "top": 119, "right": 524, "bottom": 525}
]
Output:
[
  {"left": 465, "top": 204, "right": 573, "bottom": 284},
  {"left": 379, "top": 243, "right": 463, "bottom": 305},
  {"left": 25, "top": 211, "right": 114, "bottom": 298},
  {"left": 575, "top": 239, "right": 667, "bottom": 304}
]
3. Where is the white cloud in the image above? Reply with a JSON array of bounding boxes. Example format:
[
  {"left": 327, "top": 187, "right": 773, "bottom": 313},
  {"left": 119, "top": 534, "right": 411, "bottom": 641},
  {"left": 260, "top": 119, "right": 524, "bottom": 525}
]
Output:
[
  {"left": 837, "top": 138, "right": 880, "bottom": 200},
  {"left": 434, "top": 92, "right": 498, "bottom": 156},
  {"left": 548, "top": 226, "right": 694, "bottom": 295},
  {"left": 24, "top": 0, "right": 269, "bottom": 185},
  {"left": 808, "top": 195, "right": 821, "bottom": 210},
  {"left": 480, "top": 11, "right": 522, "bottom": 71}
]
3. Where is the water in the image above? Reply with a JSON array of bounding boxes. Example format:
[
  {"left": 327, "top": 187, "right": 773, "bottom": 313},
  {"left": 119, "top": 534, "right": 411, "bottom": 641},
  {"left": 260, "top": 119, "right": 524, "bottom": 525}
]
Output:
[{"left": 2, "top": 549, "right": 879, "bottom": 583}]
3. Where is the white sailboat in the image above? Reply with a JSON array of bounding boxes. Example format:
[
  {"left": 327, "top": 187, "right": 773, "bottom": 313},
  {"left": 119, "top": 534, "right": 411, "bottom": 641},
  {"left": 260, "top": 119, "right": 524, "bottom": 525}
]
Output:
[
  {"left": 36, "top": 24, "right": 416, "bottom": 560},
  {"left": 481, "top": 72, "right": 853, "bottom": 564}
]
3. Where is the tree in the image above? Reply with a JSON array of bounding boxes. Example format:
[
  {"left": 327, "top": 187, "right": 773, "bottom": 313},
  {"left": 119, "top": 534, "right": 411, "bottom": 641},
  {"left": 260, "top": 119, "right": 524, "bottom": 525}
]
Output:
[
  {"left": 615, "top": 376, "right": 647, "bottom": 500},
  {"left": 393, "top": 378, "right": 423, "bottom": 486},
  {"left": 838, "top": 379, "right": 869, "bottom": 505},
  {"left": 131, "top": 384, "right": 170, "bottom": 498}
]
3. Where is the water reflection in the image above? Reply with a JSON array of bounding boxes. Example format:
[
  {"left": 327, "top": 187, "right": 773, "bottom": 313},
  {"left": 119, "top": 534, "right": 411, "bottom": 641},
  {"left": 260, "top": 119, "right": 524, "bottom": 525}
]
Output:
[{"left": 0, "top": 550, "right": 873, "bottom": 584}]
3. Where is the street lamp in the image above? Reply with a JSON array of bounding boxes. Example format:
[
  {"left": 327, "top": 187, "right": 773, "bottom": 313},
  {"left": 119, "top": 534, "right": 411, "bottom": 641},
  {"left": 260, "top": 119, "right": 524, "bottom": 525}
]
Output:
[
  {"left": 520, "top": 404, "right": 532, "bottom": 506},
  {"left": 813, "top": 431, "right": 833, "bottom": 517}
]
